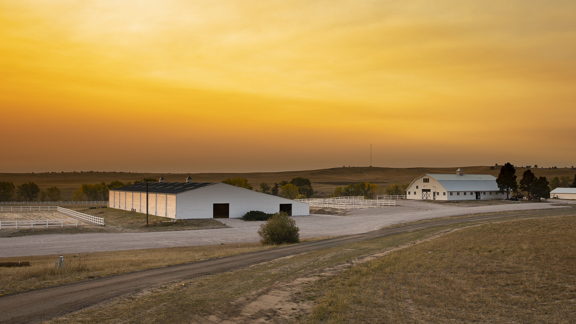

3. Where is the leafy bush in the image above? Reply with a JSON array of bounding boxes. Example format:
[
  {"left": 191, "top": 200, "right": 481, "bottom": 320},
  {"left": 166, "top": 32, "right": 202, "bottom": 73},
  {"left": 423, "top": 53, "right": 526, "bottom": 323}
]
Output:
[
  {"left": 258, "top": 212, "right": 300, "bottom": 245},
  {"left": 242, "top": 210, "right": 274, "bottom": 221}
]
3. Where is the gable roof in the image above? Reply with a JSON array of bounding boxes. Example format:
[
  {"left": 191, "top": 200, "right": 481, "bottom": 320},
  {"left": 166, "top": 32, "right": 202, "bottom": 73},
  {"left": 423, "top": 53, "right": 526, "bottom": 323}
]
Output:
[
  {"left": 112, "top": 182, "right": 214, "bottom": 194},
  {"left": 409, "top": 173, "right": 500, "bottom": 192},
  {"left": 551, "top": 188, "right": 576, "bottom": 194}
]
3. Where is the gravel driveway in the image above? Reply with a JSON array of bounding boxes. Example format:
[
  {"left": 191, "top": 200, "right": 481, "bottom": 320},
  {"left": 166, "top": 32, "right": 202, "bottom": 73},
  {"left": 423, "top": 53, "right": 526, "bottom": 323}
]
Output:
[{"left": 0, "top": 200, "right": 570, "bottom": 258}]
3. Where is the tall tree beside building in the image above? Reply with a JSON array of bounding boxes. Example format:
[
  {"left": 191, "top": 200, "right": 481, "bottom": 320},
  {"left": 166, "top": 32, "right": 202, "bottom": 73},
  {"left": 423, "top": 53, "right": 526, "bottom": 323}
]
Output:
[
  {"left": 496, "top": 162, "right": 518, "bottom": 199},
  {"left": 572, "top": 174, "right": 576, "bottom": 188},
  {"left": 531, "top": 176, "right": 551, "bottom": 201},
  {"left": 519, "top": 169, "right": 536, "bottom": 195}
]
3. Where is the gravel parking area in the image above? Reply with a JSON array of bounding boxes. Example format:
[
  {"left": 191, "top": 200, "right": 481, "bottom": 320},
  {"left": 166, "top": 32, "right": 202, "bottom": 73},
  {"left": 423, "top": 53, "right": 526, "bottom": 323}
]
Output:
[{"left": 0, "top": 200, "right": 570, "bottom": 258}]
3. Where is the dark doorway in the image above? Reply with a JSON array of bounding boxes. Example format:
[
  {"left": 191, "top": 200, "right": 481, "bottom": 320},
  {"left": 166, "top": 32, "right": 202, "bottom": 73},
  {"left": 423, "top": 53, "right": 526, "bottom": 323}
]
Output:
[
  {"left": 422, "top": 189, "right": 431, "bottom": 200},
  {"left": 279, "top": 204, "right": 292, "bottom": 216},
  {"left": 475, "top": 192, "right": 481, "bottom": 200},
  {"left": 213, "top": 203, "right": 230, "bottom": 218}
]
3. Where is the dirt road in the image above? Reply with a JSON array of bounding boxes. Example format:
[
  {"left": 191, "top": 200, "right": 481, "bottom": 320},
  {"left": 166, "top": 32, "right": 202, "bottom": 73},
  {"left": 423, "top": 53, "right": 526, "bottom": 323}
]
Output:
[{"left": 0, "top": 209, "right": 566, "bottom": 323}]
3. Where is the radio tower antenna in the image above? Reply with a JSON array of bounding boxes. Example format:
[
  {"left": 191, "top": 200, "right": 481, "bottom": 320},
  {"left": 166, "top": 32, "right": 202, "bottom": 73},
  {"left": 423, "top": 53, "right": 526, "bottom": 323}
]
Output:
[{"left": 370, "top": 144, "right": 372, "bottom": 167}]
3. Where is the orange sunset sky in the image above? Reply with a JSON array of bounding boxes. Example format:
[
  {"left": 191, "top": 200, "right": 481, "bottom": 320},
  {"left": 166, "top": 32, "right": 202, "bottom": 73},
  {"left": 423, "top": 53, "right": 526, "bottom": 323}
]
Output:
[{"left": 1, "top": 0, "right": 575, "bottom": 173}]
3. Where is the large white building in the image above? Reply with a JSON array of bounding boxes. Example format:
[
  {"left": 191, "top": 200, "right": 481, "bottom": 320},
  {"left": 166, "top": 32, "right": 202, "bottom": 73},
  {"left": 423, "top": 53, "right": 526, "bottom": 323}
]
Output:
[
  {"left": 406, "top": 169, "right": 506, "bottom": 201},
  {"left": 550, "top": 188, "right": 576, "bottom": 200},
  {"left": 109, "top": 180, "right": 309, "bottom": 219}
]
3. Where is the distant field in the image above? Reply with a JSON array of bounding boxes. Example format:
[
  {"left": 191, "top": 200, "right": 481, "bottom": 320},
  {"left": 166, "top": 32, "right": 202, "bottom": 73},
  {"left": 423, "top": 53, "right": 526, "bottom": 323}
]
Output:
[{"left": 1, "top": 166, "right": 575, "bottom": 199}]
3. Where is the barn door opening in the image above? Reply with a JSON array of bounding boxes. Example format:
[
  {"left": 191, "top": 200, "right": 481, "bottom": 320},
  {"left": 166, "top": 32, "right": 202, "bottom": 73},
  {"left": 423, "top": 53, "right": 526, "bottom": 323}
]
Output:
[
  {"left": 213, "top": 203, "right": 230, "bottom": 218},
  {"left": 279, "top": 204, "right": 292, "bottom": 216},
  {"left": 475, "top": 192, "right": 481, "bottom": 200},
  {"left": 422, "top": 189, "right": 431, "bottom": 200}
]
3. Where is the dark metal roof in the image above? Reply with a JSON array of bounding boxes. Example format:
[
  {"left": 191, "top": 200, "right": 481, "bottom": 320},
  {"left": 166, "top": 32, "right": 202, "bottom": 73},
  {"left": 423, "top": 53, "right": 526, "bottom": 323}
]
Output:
[{"left": 112, "top": 182, "right": 214, "bottom": 194}]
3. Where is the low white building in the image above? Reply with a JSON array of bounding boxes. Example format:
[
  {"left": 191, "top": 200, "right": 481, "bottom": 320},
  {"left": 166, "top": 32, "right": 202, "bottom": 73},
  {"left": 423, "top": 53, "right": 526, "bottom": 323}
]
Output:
[
  {"left": 406, "top": 169, "right": 506, "bottom": 201},
  {"left": 550, "top": 188, "right": 576, "bottom": 200},
  {"left": 109, "top": 180, "right": 309, "bottom": 219}
]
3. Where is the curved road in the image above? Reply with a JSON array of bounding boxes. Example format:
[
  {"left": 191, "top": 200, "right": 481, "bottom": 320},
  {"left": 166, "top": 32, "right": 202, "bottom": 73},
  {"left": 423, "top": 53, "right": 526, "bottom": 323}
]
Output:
[{"left": 0, "top": 206, "right": 573, "bottom": 323}]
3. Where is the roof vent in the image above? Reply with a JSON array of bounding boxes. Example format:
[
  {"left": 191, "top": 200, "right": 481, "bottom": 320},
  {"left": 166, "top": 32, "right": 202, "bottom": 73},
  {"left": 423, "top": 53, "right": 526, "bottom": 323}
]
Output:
[
  {"left": 159, "top": 176, "right": 165, "bottom": 183},
  {"left": 186, "top": 176, "right": 192, "bottom": 183},
  {"left": 456, "top": 168, "right": 463, "bottom": 176}
]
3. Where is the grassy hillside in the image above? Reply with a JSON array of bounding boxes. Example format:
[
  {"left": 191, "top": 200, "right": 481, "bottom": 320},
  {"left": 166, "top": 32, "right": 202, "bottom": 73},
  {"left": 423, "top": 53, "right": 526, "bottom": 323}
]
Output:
[{"left": 1, "top": 166, "right": 575, "bottom": 199}]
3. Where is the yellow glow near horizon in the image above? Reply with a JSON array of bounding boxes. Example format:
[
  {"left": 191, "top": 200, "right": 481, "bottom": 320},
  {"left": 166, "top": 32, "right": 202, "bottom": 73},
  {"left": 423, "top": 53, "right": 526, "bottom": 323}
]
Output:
[{"left": 1, "top": 0, "right": 576, "bottom": 172}]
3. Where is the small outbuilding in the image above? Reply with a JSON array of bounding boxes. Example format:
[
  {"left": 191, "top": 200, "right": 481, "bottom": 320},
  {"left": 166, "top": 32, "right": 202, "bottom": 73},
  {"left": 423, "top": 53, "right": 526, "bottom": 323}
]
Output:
[
  {"left": 550, "top": 188, "right": 576, "bottom": 200},
  {"left": 109, "top": 179, "right": 309, "bottom": 219},
  {"left": 406, "top": 168, "right": 506, "bottom": 201}
]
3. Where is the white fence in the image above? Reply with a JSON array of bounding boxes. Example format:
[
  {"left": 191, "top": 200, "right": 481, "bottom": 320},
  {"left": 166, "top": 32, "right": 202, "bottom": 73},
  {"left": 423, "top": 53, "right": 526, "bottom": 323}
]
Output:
[
  {"left": 377, "top": 195, "right": 407, "bottom": 200},
  {"left": 0, "top": 201, "right": 108, "bottom": 205},
  {"left": 298, "top": 196, "right": 396, "bottom": 209},
  {"left": 0, "top": 206, "right": 58, "bottom": 212},
  {"left": 0, "top": 219, "right": 78, "bottom": 229},
  {"left": 57, "top": 207, "right": 105, "bottom": 226}
]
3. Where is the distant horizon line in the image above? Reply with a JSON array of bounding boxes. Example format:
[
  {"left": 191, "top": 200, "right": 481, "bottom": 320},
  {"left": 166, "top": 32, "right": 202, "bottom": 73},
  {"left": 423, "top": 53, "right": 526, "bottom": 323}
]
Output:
[{"left": 2, "top": 164, "right": 574, "bottom": 174}]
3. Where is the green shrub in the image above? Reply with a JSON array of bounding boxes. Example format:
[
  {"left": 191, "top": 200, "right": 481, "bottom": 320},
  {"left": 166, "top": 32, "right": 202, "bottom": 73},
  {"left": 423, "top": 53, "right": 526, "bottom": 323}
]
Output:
[
  {"left": 242, "top": 210, "right": 274, "bottom": 221},
  {"left": 258, "top": 212, "right": 300, "bottom": 245}
]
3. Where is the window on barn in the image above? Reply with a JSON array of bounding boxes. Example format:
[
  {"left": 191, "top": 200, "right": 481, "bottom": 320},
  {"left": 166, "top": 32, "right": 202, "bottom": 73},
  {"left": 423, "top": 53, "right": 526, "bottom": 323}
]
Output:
[
  {"left": 443, "top": 192, "right": 446, "bottom": 196},
  {"left": 450, "top": 192, "right": 453, "bottom": 196},
  {"left": 416, "top": 185, "right": 419, "bottom": 189},
  {"left": 464, "top": 192, "right": 467, "bottom": 195},
  {"left": 457, "top": 192, "right": 460, "bottom": 195},
  {"left": 423, "top": 178, "right": 429, "bottom": 183}
]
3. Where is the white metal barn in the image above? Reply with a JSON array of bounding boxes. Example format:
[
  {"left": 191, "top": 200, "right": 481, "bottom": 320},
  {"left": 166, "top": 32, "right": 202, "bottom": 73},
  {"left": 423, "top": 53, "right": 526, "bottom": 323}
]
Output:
[
  {"left": 550, "top": 188, "right": 576, "bottom": 200},
  {"left": 406, "top": 169, "right": 506, "bottom": 201},
  {"left": 109, "top": 181, "right": 309, "bottom": 219}
]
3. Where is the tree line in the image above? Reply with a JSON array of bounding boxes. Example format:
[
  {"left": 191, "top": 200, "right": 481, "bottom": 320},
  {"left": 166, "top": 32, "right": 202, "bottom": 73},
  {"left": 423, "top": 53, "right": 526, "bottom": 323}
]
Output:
[
  {"left": 0, "top": 181, "right": 132, "bottom": 202},
  {"left": 496, "top": 162, "right": 576, "bottom": 201},
  {"left": 223, "top": 177, "right": 314, "bottom": 199}
]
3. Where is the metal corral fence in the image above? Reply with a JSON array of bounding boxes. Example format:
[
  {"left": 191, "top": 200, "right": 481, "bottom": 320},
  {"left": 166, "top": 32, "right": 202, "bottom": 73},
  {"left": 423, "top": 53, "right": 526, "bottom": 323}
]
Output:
[
  {"left": 297, "top": 196, "right": 397, "bottom": 209},
  {"left": 0, "top": 219, "right": 78, "bottom": 229},
  {"left": 57, "top": 207, "right": 105, "bottom": 226},
  {"left": 0, "top": 206, "right": 58, "bottom": 212},
  {"left": 0, "top": 201, "right": 108, "bottom": 205}
]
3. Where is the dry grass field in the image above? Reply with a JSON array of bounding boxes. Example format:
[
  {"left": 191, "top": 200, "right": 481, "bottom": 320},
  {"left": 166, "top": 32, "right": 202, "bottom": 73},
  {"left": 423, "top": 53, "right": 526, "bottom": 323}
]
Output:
[
  {"left": 9, "top": 209, "right": 569, "bottom": 323},
  {"left": 2, "top": 166, "right": 575, "bottom": 198}
]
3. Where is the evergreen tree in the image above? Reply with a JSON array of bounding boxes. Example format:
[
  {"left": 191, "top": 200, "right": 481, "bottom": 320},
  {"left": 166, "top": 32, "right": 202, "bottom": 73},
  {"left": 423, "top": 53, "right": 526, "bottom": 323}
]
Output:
[
  {"left": 519, "top": 169, "right": 536, "bottom": 194},
  {"left": 17, "top": 182, "right": 41, "bottom": 201},
  {"left": 496, "top": 162, "right": 518, "bottom": 199},
  {"left": 531, "top": 176, "right": 550, "bottom": 201}
]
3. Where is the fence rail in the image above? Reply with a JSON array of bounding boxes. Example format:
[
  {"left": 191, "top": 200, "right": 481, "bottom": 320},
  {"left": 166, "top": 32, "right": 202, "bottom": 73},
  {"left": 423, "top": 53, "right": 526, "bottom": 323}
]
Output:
[
  {"left": 0, "top": 201, "right": 108, "bottom": 205},
  {"left": 57, "top": 207, "right": 105, "bottom": 226},
  {"left": 298, "top": 196, "right": 397, "bottom": 209},
  {"left": 0, "top": 206, "right": 58, "bottom": 212},
  {"left": 0, "top": 219, "right": 78, "bottom": 229},
  {"left": 377, "top": 195, "right": 407, "bottom": 200}
]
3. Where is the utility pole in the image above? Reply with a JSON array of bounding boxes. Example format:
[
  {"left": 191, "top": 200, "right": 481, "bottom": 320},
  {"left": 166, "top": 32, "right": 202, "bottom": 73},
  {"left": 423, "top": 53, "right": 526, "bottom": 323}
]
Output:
[{"left": 146, "top": 181, "right": 149, "bottom": 227}]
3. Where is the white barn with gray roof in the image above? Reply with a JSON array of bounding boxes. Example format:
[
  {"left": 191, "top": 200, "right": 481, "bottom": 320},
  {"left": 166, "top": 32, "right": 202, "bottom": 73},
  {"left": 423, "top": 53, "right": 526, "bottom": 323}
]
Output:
[
  {"left": 109, "top": 180, "right": 309, "bottom": 219},
  {"left": 550, "top": 188, "right": 576, "bottom": 200},
  {"left": 406, "top": 169, "right": 506, "bottom": 201}
]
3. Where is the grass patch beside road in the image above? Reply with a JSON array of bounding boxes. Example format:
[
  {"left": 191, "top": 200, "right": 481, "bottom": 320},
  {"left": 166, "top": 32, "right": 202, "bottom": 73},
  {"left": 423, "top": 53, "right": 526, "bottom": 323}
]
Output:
[
  {"left": 0, "top": 243, "right": 275, "bottom": 296},
  {"left": 75, "top": 207, "right": 228, "bottom": 232},
  {"left": 308, "top": 215, "right": 576, "bottom": 323}
]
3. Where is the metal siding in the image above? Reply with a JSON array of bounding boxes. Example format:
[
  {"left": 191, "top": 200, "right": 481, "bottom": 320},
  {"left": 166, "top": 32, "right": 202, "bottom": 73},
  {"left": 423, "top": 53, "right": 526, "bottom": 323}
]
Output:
[
  {"left": 167, "top": 195, "right": 177, "bottom": 218},
  {"left": 157, "top": 194, "right": 167, "bottom": 217}
]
